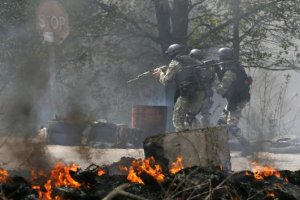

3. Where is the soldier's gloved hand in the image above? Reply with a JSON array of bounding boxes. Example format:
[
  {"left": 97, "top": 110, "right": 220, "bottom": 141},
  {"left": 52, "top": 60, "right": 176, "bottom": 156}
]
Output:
[
  {"left": 160, "top": 65, "right": 167, "bottom": 72},
  {"left": 153, "top": 68, "right": 163, "bottom": 78}
]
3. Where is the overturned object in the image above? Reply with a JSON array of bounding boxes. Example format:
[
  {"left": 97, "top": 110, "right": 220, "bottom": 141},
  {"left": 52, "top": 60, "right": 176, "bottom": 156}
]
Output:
[{"left": 143, "top": 126, "right": 231, "bottom": 171}]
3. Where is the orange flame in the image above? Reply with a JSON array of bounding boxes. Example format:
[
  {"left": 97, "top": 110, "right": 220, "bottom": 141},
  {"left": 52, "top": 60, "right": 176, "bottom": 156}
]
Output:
[
  {"left": 0, "top": 168, "right": 9, "bottom": 183},
  {"left": 51, "top": 162, "right": 81, "bottom": 188},
  {"left": 170, "top": 156, "right": 184, "bottom": 174},
  {"left": 245, "top": 171, "right": 252, "bottom": 176},
  {"left": 119, "top": 166, "right": 128, "bottom": 172},
  {"left": 31, "top": 169, "right": 47, "bottom": 181},
  {"left": 127, "top": 166, "right": 144, "bottom": 184},
  {"left": 32, "top": 162, "right": 81, "bottom": 200},
  {"left": 251, "top": 162, "right": 281, "bottom": 181},
  {"left": 266, "top": 190, "right": 275, "bottom": 198},
  {"left": 284, "top": 177, "right": 289, "bottom": 183},
  {"left": 97, "top": 168, "right": 106, "bottom": 176},
  {"left": 126, "top": 157, "right": 165, "bottom": 185}
]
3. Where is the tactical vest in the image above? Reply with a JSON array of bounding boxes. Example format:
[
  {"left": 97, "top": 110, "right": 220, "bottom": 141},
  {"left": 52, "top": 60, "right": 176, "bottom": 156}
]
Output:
[
  {"left": 200, "top": 60, "right": 218, "bottom": 97},
  {"left": 173, "top": 55, "right": 203, "bottom": 101},
  {"left": 218, "top": 62, "right": 251, "bottom": 102}
]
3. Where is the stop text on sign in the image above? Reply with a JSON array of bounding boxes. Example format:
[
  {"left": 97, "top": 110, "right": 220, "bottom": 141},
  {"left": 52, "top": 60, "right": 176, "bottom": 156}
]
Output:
[
  {"left": 36, "top": 0, "right": 69, "bottom": 44},
  {"left": 38, "top": 15, "right": 66, "bottom": 31}
]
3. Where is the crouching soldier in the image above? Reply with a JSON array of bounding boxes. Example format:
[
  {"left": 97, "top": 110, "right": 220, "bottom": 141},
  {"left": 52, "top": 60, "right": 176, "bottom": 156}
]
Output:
[
  {"left": 214, "top": 47, "right": 253, "bottom": 154},
  {"left": 153, "top": 44, "right": 205, "bottom": 131}
]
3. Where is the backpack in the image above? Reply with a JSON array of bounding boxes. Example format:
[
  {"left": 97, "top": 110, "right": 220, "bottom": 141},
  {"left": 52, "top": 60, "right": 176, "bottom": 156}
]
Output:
[{"left": 219, "top": 63, "right": 252, "bottom": 101}]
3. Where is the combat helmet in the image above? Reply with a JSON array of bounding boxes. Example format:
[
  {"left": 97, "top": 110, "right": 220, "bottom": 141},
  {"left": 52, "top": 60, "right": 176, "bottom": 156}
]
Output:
[
  {"left": 189, "top": 49, "right": 203, "bottom": 60},
  {"left": 165, "top": 44, "right": 184, "bottom": 57},
  {"left": 217, "top": 47, "right": 234, "bottom": 61}
]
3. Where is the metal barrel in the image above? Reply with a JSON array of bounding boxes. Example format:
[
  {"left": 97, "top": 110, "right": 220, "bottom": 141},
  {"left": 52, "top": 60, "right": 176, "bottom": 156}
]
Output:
[{"left": 131, "top": 105, "right": 167, "bottom": 137}]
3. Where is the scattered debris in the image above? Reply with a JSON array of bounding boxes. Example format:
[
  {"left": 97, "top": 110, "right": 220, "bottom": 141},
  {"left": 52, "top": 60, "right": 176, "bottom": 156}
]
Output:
[
  {"left": 46, "top": 120, "right": 144, "bottom": 148},
  {"left": 0, "top": 157, "right": 300, "bottom": 199}
]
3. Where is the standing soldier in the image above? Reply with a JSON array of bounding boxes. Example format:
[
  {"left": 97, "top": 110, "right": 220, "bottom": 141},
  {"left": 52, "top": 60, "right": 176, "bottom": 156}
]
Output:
[
  {"left": 214, "top": 47, "right": 252, "bottom": 154},
  {"left": 153, "top": 44, "right": 205, "bottom": 131},
  {"left": 189, "top": 49, "right": 215, "bottom": 127}
]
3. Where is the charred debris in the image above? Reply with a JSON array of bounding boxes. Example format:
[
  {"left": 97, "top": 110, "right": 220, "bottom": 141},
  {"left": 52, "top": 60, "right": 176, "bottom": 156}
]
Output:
[
  {"left": 0, "top": 121, "right": 295, "bottom": 200},
  {"left": 0, "top": 155, "right": 300, "bottom": 200}
]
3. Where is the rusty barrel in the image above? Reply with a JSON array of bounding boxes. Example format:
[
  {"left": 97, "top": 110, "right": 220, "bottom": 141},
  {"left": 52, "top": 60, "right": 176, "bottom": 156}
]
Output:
[{"left": 131, "top": 105, "right": 167, "bottom": 137}]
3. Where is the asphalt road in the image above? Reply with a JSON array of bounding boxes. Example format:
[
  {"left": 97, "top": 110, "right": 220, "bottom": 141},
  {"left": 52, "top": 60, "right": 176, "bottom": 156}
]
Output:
[
  {"left": 47, "top": 147, "right": 300, "bottom": 171},
  {"left": 1, "top": 145, "right": 300, "bottom": 171}
]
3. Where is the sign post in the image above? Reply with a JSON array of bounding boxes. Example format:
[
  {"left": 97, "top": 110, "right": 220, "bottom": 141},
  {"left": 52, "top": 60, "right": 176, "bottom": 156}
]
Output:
[{"left": 36, "top": 0, "right": 69, "bottom": 119}]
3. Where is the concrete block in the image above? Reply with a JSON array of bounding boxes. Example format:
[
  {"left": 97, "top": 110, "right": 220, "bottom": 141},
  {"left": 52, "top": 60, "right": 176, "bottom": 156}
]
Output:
[{"left": 143, "top": 126, "right": 231, "bottom": 171}]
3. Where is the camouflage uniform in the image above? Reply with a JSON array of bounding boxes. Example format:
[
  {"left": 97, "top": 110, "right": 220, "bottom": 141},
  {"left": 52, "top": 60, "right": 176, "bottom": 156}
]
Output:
[
  {"left": 198, "top": 62, "right": 216, "bottom": 127},
  {"left": 160, "top": 59, "right": 205, "bottom": 131},
  {"left": 189, "top": 48, "right": 215, "bottom": 128},
  {"left": 215, "top": 63, "right": 250, "bottom": 146}
]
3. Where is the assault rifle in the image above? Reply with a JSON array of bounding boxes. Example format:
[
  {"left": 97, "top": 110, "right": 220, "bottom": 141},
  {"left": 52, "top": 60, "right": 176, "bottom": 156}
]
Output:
[
  {"left": 127, "top": 60, "right": 237, "bottom": 83},
  {"left": 127, "top": 65, "right": 167, "bottom": 84}
]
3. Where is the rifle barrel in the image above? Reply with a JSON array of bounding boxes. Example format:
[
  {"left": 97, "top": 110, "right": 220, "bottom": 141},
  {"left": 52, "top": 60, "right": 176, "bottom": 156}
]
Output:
[
  {"left": 126, "top": 60, "right": 237, "bottom": 83},
  {"left": 127, "top": 70, "right": 152, "bottom": 83}
]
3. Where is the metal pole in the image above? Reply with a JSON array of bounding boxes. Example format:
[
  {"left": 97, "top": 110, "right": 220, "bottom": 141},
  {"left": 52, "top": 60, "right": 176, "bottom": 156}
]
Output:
[
  {"left": 44, "top": 32, "right": 56, "bottom": 119},
  {"left": 49, "top": 43, "right": 56, "bottom": 119}
]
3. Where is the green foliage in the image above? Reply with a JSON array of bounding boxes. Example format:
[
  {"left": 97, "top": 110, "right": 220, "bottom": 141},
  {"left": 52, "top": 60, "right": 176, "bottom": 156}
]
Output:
[
  {"left": 0, "top": 0, "right": 47, "bottom": 62},
  {"left": 1, "top": 0, "right": 300, "bottom": 70},
  {"left": 188, "top": 0, "right": 300, "bottom": 69}
]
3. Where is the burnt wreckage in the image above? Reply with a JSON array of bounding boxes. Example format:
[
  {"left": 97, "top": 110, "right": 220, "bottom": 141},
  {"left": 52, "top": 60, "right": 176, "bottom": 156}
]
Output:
[{"left": 1, "top": 156, "right": 300, "bottom": 200}]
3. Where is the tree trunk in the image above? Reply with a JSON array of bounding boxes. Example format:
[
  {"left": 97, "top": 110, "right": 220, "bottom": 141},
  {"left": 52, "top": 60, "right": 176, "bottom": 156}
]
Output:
[
  {"left": 153, "top": 0, "right": 172, "bottom": 51},
  {"left": 152, "top": 0, "right": 190, "bottom": 132},
  {"left": 171, "top": 0, "right": 189, "bottom": 44},
  {"left": 232, "top": 0, "right": 240, "bottom": 60},
  {"left": 153, "top": 0, "right": 189, "bottom": 52}
]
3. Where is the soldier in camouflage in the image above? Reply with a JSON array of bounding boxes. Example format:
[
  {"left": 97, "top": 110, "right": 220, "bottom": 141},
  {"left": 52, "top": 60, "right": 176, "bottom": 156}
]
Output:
[
  {"left": 214, "top": 47, "right": 252, "bottom": 150},
  {"left": 189, "top": 49, "right": 215, "bottom": 127},
  {"left": 153, "top": 44, "right": 205, "bottom": 131}
]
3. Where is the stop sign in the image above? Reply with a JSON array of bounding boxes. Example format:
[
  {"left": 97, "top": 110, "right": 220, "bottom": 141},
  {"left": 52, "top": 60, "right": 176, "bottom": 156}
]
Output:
[{"left": 36, "top": 0, "right": 69, "bottom": 44}]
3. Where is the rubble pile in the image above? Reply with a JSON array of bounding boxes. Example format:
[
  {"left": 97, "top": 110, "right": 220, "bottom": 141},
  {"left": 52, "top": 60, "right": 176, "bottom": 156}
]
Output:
[
  {"left": 47, "top": 120, "right": 143, "bottom": 148},
  {"left": 0, "top": 157, "right": 300, "bottom": 200}
]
